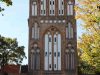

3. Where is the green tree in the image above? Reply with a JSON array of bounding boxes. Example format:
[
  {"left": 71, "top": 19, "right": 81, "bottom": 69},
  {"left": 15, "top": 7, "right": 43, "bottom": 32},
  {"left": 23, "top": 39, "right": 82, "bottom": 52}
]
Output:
[
  {"left": 76, "top": 0, "right": 100, "bottom": 74},
  {"left": 0, "top": 35, "right": 26, "bottom": 67},
  {"left": 0, "top": 0, "right": 12, "bottom": 12},
  {"left": 78, "top": 33, "right": 100, "bottom": 74}
]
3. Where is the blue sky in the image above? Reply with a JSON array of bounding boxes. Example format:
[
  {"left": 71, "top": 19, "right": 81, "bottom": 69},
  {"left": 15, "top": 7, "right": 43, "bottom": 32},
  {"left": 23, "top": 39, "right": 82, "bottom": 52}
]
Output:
[{"left": 0, "top": 0, "right": 83, "bottom": 65}]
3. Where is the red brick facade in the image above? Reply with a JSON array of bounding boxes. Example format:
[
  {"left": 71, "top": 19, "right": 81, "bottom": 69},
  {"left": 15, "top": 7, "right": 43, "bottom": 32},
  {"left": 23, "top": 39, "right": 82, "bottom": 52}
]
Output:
[
  {"left": 28, "top": 0, "right": 78, "bottom": 75},
  {"left": 0, "top": 65, "right": 20, "bottom": 75}
]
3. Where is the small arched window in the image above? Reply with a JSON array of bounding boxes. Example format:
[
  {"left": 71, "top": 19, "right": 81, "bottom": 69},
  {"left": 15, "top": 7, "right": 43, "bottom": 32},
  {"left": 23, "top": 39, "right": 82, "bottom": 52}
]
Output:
[
  {"left": 32, "top": 2, "right": 37, "bottom": 16},
  {"left": 65, "top": 49, "right": 70, "bottom": 70},
  {"left": 58, "top": 0, "right": 64, "bottom": 15},
  {"left": 32, "top": 23, "right": 40, "bottom": 40},
  {"left": 65, "top": 48, "right": 75, "bottom": 70},
  {"left": 49, "top": 0, "right": 55, "bottom": 16},
  {"left": 30, "top": 44, "right": 40, "bottom": 70},
  {"left": 67, "top": 1, "right": 73, "bottom": 15},
  {"left": 44, "top": 30, "right": 61, "bottom": 71},
  {"left": 66, "top": 22, "right": 74, "bottom": 39},
  {"left": 70, "top": 49, "right": 75, "bottom": 70},
  {"left": 40, "top": 0, "right": 46, "bottom": 16}
]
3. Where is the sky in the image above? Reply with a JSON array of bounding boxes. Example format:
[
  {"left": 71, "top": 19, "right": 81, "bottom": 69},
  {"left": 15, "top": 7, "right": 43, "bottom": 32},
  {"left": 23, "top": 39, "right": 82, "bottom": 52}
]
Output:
[{"left": 0, "top": 0, "right": 83, "bottom": 65}]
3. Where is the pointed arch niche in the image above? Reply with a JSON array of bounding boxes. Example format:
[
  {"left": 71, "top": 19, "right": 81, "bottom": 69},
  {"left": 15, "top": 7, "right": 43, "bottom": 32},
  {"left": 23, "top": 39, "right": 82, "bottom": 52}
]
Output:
[
  {"left": 44, "top": 26, "right": 61, "bottom": 71},
  {"left": 32, "top": 1, "right": 37, "bottom": 16},
  {"left": 66, "top": 22, "right": 74, "bottom": 39},
  {"left": 65, "top": 44, "right": 75, "bottom": 70},
  {"left": 30, "top": 43, "right": 40, "bottom": 70},
  {"left": 67, "top": 1, "right": 73, "bottom": 16},
  {"left": 32, "top": 22, "right": 40, "bottom": 40}
]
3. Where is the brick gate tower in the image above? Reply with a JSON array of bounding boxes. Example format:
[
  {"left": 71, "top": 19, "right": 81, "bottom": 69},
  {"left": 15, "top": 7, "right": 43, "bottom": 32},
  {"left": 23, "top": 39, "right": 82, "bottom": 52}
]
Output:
[{"left": 28, "top": 0, "right": 77, "bottom": 75}]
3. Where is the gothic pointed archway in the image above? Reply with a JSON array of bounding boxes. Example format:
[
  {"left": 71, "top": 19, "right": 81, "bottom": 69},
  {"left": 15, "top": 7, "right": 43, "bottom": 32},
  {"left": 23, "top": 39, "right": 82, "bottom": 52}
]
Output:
[{"left": 44, "top": 27, "right": 61, "bottom": 71}]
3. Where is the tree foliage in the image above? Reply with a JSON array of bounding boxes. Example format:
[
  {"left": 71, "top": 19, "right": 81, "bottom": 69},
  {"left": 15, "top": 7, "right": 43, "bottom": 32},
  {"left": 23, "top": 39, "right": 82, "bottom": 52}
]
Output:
[
  {"left": 75, "top": 0, "right": 100, "bottom": 32},
  {"left": 78, "top": 33, "right": 100, "bottom": 74},
  {"left": 0, "top": 0, "right": 12, "bottom": 12},
  {"left": 0, "top": 35, "right": 26, "bottom": 66},
  {"left": 76, "top": 0, "right": 100, "bottom": 74}
]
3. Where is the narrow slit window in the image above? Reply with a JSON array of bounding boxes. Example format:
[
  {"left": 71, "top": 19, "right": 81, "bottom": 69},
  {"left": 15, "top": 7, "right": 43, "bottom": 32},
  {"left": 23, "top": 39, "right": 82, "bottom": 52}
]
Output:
[
  {"left": 45, "top": 52, "right": 48, "bottom": 56},
  {"left": 58, "top": 52, "right": 60, "bottom": 57},
  {"left": 49, "top": 37, "right": 51, "bottom": 42},
  {"left": 49, "top": 64, "right": 51, "bottom": 68},
  {"left": 50, "top": 1, "right": 51, "bottom": 5},
  {"left": 53, "top": 1, "right": 54, "bottom": 5},
  {"left": 54, "top": 38, "right": 56, "bottom": 42},
  {"left": 32, "top": 23, "right": 39, "bottom": 40}
]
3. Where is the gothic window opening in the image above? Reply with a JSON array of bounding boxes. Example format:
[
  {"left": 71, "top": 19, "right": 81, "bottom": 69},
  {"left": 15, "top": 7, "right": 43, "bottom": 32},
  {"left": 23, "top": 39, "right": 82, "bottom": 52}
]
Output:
[
  {"left": 32, "top": 23, "right": 40, "bottom": 40},
  {"left": 58, "top": 0, "right": 64, "bottom": 15},
  {"left": 65, "top": 48, "right": 75, "bottom": 70},
  {"left": 41, "top": 0, "right": 46, "bottom": 15},
  {"left": 31, "top": 44, "right": 40, "bottom": 70},
  {"left": 49, "top": 0, "right": 55, "bottom": 16},
  {"left": 44, "top": 32, "right": 52, "bottom": 70},
  {"left": 71, "top": 49, "right": 75, "bottom": 70},
  {"left": 31, "top": 49, "right": 34, "bottom": 70},
  {"left": 66, "top": 22, "right": 74, "bottom": 39},
  {"left": 67, "top": 1, "right": 73, "bottom": 16},
  {"left": 54, "top": 32, "right": 61, "bottom": 70},
  {"left": 32, "top": 2, "right": 37, "bottom": 16},
  {"left": 65, "top": 49, "right": 70, "bottom": 70},
  {"left": 44, "top": 30, "right": 61, "bottom": 71}
]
